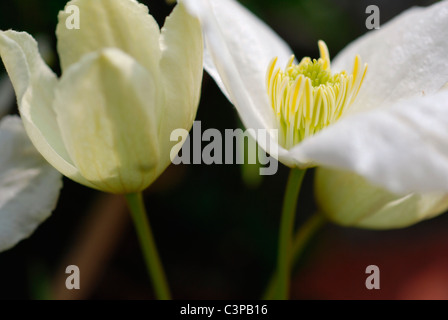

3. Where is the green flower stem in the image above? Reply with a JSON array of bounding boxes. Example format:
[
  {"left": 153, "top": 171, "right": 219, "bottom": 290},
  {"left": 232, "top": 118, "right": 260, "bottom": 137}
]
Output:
[
  {"left": 275, "top": 168, "right": 306, "bottom": 300},
  {"left": 125, "top": 192, "right": 171, "bottom": 300},
  {"left": 263, "top": 212, "right": 326, "bottom": 300}
]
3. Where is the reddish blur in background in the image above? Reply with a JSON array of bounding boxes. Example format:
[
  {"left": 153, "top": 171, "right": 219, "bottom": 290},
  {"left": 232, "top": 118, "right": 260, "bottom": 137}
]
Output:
[{"left": 0, "top": 0, "right": 447, "bottom": 300}]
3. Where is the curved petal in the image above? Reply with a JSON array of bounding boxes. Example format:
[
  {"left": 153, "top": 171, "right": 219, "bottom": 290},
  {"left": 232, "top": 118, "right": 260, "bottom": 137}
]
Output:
[
  {"left": 155, "top": 2, "right": 203, "bottom": 176},
  {"left": 159, "top": 3, "right": 202, "bottom": 133},
  {"left": 0, "top": 30, "right": 95, "bottom": 188},
  {"left": 181, "top": 0, "right": 293, "bottom": 133},
  {"left": 359, "top": 193, "right": 448, "bottom": 229},
  {"left": 54, "top": 48, "right": 160, "bottom": 194},
  {"left": 333, "top": 1, "right": 448, "bottom": 113},
  {"left": 0, "top": 116, "right": 62, "bottom": 252},
  {"left": 291, "top": 90, "right": 448, "bottom": 194},
  {"left": 56, "top": 0, "right": 161, "bottom": 73},
  {"left": 315, "top": 167, "right": 448, "bottom": 229}
]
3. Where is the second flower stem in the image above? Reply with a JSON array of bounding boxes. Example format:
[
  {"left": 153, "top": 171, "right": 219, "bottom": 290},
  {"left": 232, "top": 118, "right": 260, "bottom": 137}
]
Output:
[
  {"left": 275, "top": 168, "right": 306, "bottom": 300},
  {"left": 125, "top": 192, "right": 171, "bottom": 300},
  {"left": 263, "top": 212, "right": 326, "bottom": 299}
]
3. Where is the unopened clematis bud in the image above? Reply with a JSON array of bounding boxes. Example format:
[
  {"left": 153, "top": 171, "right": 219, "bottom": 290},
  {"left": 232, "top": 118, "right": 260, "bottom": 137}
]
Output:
[
  {"left": 183, "top": 0, "right": 448, "bottom": 194},
  {"left": 315, "top": 168, "right": 448, "bottom": 229},
  {"left": 0, "top": 0, "right": 203, "bottom": 194}
]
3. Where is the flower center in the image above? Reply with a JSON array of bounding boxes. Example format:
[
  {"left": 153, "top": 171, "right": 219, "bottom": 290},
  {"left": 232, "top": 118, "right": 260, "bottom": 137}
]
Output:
[{"left": 266, "top": 40, "right": 367, "bottom": 149}]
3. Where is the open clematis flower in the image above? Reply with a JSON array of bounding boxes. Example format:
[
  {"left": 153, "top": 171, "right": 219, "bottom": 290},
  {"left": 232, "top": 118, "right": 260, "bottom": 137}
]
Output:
[
  {"left": 0, "top": 0, "right": 203, "bottom": 194},
  {"left": 182, "top": 0, "right": 448, "bottom": 194},
  {"left": 0, "top": 116, "right": 62, "bottom": 251}
]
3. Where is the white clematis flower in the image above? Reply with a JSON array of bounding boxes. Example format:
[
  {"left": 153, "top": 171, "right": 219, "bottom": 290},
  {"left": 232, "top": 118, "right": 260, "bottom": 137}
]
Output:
[
  {"left": 0, "top": 116, "right": 62, "bottom": 252},
  {"left": 182, "top": 0, "right": 448, "bottom": 194},
  {"left": 0, "top": 0, "right": 203, "bottom": 194}
]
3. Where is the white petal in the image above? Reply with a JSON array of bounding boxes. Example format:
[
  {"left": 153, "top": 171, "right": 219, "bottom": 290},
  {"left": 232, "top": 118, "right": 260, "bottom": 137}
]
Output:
[
  {"left": 155, "top": 3, "right": 203, "bottom": 177},
  {"left": 54, "top": 48, "right": 160, "bottom": 194},
  {"left": 56, "top": 0, "right": 161, "bottom": 73},
  {"left": 159, "top": 3, "right": 202, "bottom": 132},
  {"left": 0, "top": 116, "right": 62, "bottom": 252},
  {"left": 358, "top": 193, "right": 448, "bottom": 229},
  {"left": 333, "top": 0, "right": 448, "bottom": 113},
  {"left": 292, "top": 91, "right": 448, "bottom": 194},
  {"left": 0, "top": 30, "right": 96, "bottom": 188},
  {"left": 181, "top": 0, "right": 293, "bottom": 133},
  {"left": 315, "top": 167, "right": 448, "bottom": 229}
]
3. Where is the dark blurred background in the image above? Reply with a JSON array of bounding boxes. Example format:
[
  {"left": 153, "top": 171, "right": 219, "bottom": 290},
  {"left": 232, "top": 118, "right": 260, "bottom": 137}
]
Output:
[{"left": 1, "top": 0, "right": 447, "bottom": 300}]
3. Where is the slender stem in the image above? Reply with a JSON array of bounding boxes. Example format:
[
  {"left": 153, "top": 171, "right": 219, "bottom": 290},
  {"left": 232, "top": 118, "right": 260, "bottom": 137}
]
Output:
[
  {"left": 275, "top": 168, "right": 306, "bottom": 300},
  {"left": 263, "top": 212, "right": 326, "bottom": 300},
  {"left": 291, "top": 213, "right": 326, "bottom": 267},
  {"left": 125, "top": 193, "right": 171, "bottom": 300}
]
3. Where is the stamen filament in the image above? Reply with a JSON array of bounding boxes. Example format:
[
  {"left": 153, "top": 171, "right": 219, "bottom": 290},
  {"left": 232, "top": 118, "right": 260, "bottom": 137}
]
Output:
[{"left": 266, "top": 41, "right": 367, "bottom": 149}]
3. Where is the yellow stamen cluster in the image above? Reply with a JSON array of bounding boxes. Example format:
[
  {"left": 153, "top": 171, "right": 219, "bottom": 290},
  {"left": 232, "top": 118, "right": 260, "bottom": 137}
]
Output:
[{"left": 266, "top": 40, "right": 367, "bottom": 149}]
